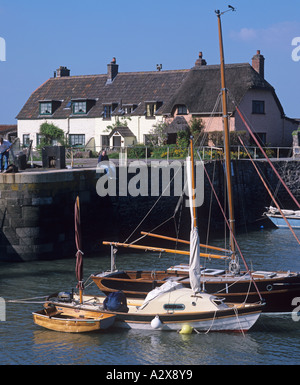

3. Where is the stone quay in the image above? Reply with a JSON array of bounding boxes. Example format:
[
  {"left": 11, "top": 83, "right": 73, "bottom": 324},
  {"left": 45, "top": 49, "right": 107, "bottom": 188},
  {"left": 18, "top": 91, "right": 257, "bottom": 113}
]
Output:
[{"left": 0, "top": 159, "right": 299, "bottom": 262}]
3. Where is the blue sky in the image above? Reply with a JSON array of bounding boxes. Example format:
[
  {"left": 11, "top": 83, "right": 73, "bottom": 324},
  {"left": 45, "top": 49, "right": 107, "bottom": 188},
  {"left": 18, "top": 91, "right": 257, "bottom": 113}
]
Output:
[{"left": 0, "top": 0, "right": 299, "bottom": 124}]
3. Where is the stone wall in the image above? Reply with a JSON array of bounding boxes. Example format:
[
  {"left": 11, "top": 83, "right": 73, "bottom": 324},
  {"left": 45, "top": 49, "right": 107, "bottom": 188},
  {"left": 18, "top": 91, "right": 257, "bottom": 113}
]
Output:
[
  {"left": 0, "top": 159, "right": 299, "bottom": 262},
  {"left": 0, "top": 169, "right": 114, "bottom": 261}
]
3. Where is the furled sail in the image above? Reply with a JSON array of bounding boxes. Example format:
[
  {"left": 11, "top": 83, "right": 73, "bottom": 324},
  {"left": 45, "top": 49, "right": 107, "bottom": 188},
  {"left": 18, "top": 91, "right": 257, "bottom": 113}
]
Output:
[{"left": 186, "top": 155, "right": 201, "bottom": 294}]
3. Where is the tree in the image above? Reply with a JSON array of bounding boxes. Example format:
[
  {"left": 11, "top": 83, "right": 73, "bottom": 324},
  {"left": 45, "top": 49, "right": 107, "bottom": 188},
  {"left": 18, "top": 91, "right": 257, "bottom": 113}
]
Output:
[
  {"left": 189, "top": 117, "right": 204, "bottom": 146},
  {"left": 39, "top": 122, "right": 65, "bottom": 146},
  {"left": 176, "top": 129, "right": 190, "bottom": 149},
  {"left": 147, "top": 122, "right": 168, "bottom": 146},
  {"left": 105, "top": 116, "right": 131, "bottom": 132}
]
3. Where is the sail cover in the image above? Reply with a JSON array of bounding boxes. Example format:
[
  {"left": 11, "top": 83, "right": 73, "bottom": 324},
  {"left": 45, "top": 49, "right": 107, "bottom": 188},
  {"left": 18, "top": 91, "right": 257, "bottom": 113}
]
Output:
[
  {"left": 189, "top": 227, "right": 201, "bottom": 293},
  {"left": 186, "top": 156, "right": 201, "bottom": 294}
]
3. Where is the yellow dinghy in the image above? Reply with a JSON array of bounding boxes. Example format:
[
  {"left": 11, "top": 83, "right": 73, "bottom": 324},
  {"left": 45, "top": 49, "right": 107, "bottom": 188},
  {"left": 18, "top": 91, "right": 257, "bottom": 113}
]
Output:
[{"left": 32, "top": 305, "right": 116, "bottom": 333}]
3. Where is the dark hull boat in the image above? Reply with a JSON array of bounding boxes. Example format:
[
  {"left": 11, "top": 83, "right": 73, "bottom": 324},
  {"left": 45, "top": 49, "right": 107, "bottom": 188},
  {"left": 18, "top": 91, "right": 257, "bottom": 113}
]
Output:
[{"left": 91, "top": 267, "right": 300, "bottom": 313}]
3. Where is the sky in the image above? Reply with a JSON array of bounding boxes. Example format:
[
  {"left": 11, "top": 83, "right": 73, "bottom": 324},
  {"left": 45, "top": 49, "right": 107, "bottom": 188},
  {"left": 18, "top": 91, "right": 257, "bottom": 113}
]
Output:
[{"left": 0, "top": 0, "right": 299, "bottom": 124}]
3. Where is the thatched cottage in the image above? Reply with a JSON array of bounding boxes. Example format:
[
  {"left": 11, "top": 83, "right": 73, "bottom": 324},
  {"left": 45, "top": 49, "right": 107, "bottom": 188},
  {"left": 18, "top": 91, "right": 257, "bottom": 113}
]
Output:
[{"left": 16, "top": 51, "right": 298, "bottom": 150}]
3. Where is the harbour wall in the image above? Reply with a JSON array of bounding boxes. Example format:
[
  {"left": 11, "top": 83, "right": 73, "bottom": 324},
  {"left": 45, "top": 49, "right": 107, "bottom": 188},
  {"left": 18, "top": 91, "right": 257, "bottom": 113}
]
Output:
[{"left": 0, "top": 159, "right": 299, "bottom": 262}]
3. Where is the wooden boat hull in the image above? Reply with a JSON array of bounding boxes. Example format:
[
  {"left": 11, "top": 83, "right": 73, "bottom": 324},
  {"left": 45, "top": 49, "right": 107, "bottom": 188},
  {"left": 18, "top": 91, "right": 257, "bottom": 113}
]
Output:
[
  {"left": 91, "top": 269, "right": 300, "bottom": 313},
  {"left": 32, "top": 306, "right": 116, "bottom": 333}
]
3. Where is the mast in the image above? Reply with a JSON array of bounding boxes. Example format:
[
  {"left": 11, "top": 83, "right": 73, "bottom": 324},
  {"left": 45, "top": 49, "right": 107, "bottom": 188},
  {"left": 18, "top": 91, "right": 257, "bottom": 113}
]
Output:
[
  {"left": 190, "top": 137, "right": 198, "bottom": 229},
  {"left": 215, "top": 7, "right": 236, "bottom": 257}
]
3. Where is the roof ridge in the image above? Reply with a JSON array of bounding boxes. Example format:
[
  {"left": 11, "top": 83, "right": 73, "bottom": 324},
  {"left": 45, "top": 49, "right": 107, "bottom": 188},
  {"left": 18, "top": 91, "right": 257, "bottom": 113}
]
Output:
[{"left": 50, "top": 68, "right": 190, "bottom": 79}]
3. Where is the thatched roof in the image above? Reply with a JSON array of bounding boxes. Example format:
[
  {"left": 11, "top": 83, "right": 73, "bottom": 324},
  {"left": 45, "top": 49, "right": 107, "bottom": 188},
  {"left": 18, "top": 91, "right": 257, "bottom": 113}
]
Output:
[
  {"left": 166, "top": 116, "right": 189, "bottom": 133},
  {"left": 160, "top": 63, "right": 283, "bottom": 116},
  {"left": 17, "top": 60, "right": 283, "bottom": 120},
  {"left": 16, "top": 70, "right": 189, "bottom": 119}
]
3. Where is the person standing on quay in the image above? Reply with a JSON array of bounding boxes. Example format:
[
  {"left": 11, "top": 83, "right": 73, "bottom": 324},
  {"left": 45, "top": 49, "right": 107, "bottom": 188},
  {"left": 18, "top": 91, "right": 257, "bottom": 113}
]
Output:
[
  {"left": 98, "top": 150, "right": 109, "bottom": 163},
  {"left": 0, "top": 137, "right": 11, "bottom": 172}
]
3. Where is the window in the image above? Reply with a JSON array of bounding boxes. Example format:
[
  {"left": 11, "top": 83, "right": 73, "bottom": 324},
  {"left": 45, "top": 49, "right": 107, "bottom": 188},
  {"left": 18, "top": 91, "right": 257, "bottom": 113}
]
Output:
[
  {"left": 39, "top": 100, "right": 61, "bottom": 115},
  {"left": 101, "top": 135, "right": 109, "bottom": 147},
  {"left": 103, "top": 105, "right": 112, "bottom": 119},
  {"left": 163, "top": 304, "right": 185, "bottom": 311},
  {"left": 40, "top": 102, "right": 52, "bottom": 115},
  {"left": 36, "top": 133, "right": 44, "bottom": 146},
  {"left": 145, "top": 102, "right": 162, "bottom": 118},
  {"left": 251, "top": 132, "right": 266, "bottom": 146},
  {"left": 73, "top": 101, "right": 87, "bottom": 114},
  {"left": 122, "top": 104, "right": 137, "bottom": 115},
  {"left": 146, "top": 103, "right": 156, "bottom": 118},
  {"left": 177, "top": 105, "right": 187, "bottom": 115},
  {"left": 124, "top": 106, "right": 132, "bottom": 115},
  {"left": 37, "top": 134, "right": 59, "bottom": 146},
  {"left": 23, "top": 134, "right": 30, "bottom": 147},
  {"left": 69, "top": 134, "right": 85, "bottom": 146},
  {"left": 252, "top": 100, "right": 265, "bottom": 114}
]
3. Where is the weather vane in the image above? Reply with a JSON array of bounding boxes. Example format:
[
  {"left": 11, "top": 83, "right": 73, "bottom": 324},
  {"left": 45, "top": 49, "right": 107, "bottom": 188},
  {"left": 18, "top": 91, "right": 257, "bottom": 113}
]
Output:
[{"left": 215, "top": 5, "right": 236, "bottom": 16}]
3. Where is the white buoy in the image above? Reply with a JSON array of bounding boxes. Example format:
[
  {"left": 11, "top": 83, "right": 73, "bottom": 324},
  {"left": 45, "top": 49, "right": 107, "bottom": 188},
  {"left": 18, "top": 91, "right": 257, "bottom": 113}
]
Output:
[{"left": 151, "top": 315, "right": 162, "bottom": 329}]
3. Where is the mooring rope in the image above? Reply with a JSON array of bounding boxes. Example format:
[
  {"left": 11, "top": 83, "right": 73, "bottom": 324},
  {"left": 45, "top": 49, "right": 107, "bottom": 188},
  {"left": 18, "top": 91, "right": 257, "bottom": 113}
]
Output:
[{"left": 8, "top": 295, "right": 50, "bottom": 304}]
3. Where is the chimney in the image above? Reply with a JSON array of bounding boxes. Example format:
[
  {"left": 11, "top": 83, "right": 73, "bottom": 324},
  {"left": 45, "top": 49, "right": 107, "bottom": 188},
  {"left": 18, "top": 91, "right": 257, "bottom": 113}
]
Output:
[
  {"left": 195, "top": 52, "right": 207, "bottom": 66},
  {"left": 107, "top": 57, "right": 119, "bottom": 84},
  {"left": 56, "top": 66, "right": 70, "bottom": 77},
  {"left": 252, "top": 50, "right": 265, "bottom": 78}
]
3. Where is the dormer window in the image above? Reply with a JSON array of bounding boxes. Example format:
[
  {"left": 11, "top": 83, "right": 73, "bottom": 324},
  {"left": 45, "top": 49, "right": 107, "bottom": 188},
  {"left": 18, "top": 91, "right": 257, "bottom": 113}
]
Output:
[
  {"left": 146, "top": 103, "right": 156, "bottom": 118},
  {"left": 145, "top": 101, "right": 162, "bottom": 118},
  {"left": 122, "top": 104, "right": 137, "bottom": 115},
  {"left": 71, "top": 99, "right": 95, "bottom": 115},
  {"left": 40, "top": 102, "right": 52, "bottom": 115},
  {"left": 39, "top": 100, "right": 61, "bottom": 116},
  {"left": 73, "top": 101, "right": 87, "bottom": 114},
  {"left": 103, "top": 105, "right": 112, "bottom": 119},
  {"left": 102, "top": 103, "right": 118, "bottom": 119},
  {"left": 177, "top": 105, "right": 188, "bottom": 115}
]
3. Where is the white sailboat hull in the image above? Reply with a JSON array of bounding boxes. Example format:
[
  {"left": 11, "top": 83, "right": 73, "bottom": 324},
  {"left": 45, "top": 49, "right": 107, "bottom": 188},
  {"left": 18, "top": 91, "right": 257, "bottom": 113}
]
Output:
[{"left": 114, "top": 312, "right": 261, "bottom": 332}]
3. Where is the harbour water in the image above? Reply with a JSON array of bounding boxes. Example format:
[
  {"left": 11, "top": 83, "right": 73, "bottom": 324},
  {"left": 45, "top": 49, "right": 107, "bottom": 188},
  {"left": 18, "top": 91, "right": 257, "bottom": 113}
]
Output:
[{"left": 0, "top": 228, "right": 300, "bottom": 366}]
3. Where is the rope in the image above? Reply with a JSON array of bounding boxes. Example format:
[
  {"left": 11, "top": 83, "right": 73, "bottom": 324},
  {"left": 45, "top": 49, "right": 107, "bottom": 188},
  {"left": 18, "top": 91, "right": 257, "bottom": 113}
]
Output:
[
  {"left": 192, "top": 92, "right": 222, "bottom": 148},
  {"left": 205, "top": 309, "right": 218, "bottom": 334},
  {"left": 123, "top": 160, "right": 183, "bottom": 244},
  {"left": 233, "top": 306, "right": 245, "bottom": 337},
  {"left": 228, "top": 89, "right": 300, "bottom": 210},
  {"left": 8, "top": 300, "right": 49, "bottom": 304},
  {"left": 202, "top": 162, "right": 263, "bottom": 301},
  {"left": 8, "top": 295, "right": 51, "bottom": 304},
  {"left": 192, "top": 309, "right": 218, "bottom": 335}
]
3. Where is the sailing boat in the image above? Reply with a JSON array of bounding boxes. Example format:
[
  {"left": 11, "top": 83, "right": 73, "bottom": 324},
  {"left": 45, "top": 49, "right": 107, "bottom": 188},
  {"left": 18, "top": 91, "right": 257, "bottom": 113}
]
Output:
[
  {"left": 91, "top": 8, "right": 300, "bottom": 313},
  {"left": 33, "top": 196, "right": 116, "bottom": 333},
  {"left": 35, "top": 145, "right": 264, "bottom": 333},
  {"left": 265, "top": 206, "right": 300, "bottom": 229}
]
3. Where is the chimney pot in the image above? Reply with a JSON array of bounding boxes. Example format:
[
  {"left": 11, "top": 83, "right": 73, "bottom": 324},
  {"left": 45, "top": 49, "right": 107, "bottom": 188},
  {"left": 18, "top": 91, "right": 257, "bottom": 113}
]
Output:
[
  {"left": 107, "top": 57, "right": 119, "bottom": 84},
  {"left": 252, "top": 50, "right": 265, "bottom": 78},
  {"left": 195, "top": 51, "right": 207, "bottom": 66},
  {"left": 56, "top": 66, "right": 70, "bottom": 77}
]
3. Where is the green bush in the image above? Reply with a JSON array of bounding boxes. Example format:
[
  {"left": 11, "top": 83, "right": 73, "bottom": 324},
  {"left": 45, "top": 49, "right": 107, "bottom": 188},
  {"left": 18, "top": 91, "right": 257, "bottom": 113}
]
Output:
[{"left": 127, "top": 145, "right": 151, "bottom": 159}]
